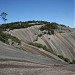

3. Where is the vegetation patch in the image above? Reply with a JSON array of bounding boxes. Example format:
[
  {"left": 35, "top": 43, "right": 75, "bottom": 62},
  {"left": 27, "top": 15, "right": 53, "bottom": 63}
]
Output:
[
  {"left": 57, "top": 55, "right": 70, "bottom": 63},
  {"left": 0, "top": 20, "right": 50, "bottom": 30},
  {"left": 69, "top": 60, "right": 75, "bottom": 64},
  {"left": 0, "top": 29, "right": 21, "bottom": 45},
  {"left": 59, "top": 31, "right": 63, "bottom": 33},
  {"left": 40, "top": 22, "right": 59, "bottom": 35},
  {"left": 28, "top": 42, "right": 51, "bottom": 52}
]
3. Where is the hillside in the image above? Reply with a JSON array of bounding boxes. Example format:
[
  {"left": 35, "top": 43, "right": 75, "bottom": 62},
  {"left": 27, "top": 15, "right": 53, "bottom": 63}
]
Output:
[{"left": 0, "top": 21, "right": 75, "bottom": 75}]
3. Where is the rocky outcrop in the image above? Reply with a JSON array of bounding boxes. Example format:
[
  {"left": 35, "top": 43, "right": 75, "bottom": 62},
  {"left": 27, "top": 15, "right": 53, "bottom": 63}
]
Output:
[
  {"left": 8, "top": 25, "right": 75, "bottom": 61},
  {"left": 0, "top": 25, "right": 75, "bottom": 75}
]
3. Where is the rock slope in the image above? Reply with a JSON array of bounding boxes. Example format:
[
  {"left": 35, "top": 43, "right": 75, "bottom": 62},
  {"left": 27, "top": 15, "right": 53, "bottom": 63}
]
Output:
[{"left": 0, "top": 25, "right": 75, "bottom": 75}]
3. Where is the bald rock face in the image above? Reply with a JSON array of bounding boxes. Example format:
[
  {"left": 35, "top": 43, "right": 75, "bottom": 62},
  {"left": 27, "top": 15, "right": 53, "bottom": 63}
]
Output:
[
  {"left": 0, "top": 25, "right": 75, "bottom": 75},
  {"left": 7, "top": 25, "right": 75, "bottom": 62}
]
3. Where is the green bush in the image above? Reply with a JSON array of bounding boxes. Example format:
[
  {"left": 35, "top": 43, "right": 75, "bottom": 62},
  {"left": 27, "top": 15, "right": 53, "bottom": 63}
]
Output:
[
  {"left": 40, "top": 22, "right": 58, "bottom": 31},
  {"left": 44, "top": 32, "right": 46, "bottom": 34},
  {"left": 58, "top": 55, "right": 70, "bottom": 62},
  {"left": 51, "top": 30, "right": 54, "bottom": 35},
  {"left": 47, "top": 31, "right": 51, "bottom": 35},
  {"left": 28, "top": 42, "right": 51, "bottom": 52},
  {"left": 40, "top": 23, "right": 57, "bottom": 35},
  {"left": 59, "top": 31, "right": 63, "bottom": 33},
  {"left": 38, "top": 34, "right": 42, "bottom": 37},
  {"left": 0, "top": 30, "right": 21, "bottom": 44},
  {"left": 69, "top": 60, "right": 75, "bottom": 64}
]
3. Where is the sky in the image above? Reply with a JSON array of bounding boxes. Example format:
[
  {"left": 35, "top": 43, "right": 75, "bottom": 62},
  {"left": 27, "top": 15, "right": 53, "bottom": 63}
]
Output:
[{"left": 0, "top": 0, "right": 74, "bottom": 28}]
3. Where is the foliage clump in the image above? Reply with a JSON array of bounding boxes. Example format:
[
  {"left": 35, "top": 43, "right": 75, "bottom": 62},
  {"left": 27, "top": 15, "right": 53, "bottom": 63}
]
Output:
[
  {"left": 28, "top": 42, "right": 50, "bottom": 52},
  {"left": 40, "top": 22, "right": 58, "bottom": 35},
  {"left": 57, "top": 55, "right": 70, "bottom": 62},
  {"left": 69, "top": 60, "right": 75, "bottom": 64},
  {"left": 0, "top": 30, "right": 21, "bottom": 44}
]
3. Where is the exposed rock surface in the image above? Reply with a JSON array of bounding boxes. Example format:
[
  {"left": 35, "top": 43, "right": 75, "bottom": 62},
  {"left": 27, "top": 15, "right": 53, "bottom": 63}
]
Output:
[
  {"left": 8, "top": 25, "right": 75, "bottom": 61},
  {"left": 0, "top": 25, "right": 75, "bottom": 75}
]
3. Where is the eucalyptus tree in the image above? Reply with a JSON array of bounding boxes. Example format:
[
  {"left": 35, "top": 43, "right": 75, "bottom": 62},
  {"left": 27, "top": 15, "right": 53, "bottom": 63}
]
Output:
[{"left": 0, "top": 12, "right": 8, "bottom": 23}]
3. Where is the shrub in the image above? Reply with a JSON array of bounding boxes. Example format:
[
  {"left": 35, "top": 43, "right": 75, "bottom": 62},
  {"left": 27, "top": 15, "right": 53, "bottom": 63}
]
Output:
[
  {"left": 0, "top": 30, "right": 21, "bottom": 44},
  {"left": 51, "top": 30, "right": 54, "bottom": 35},
  {"left": 28, "top": 42, "right": 51, "bottom": 52},
  {"left": 69, "top": 60, "right": 75, "bottom": 64},
  {"left": 59, "top": 31, "right": 63, "bottom": 33},
  {"left": 38, "top": 34, "right": 42, "bottom": 37},
  {"left": 44, "top": 32, "right": 46, "bottom": 34},
  {"left": 47, "top": 31, "right": 51, "bottom": 35},
  {"left": 58, "top": 55, "right": 70, "bottom": 62}
]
